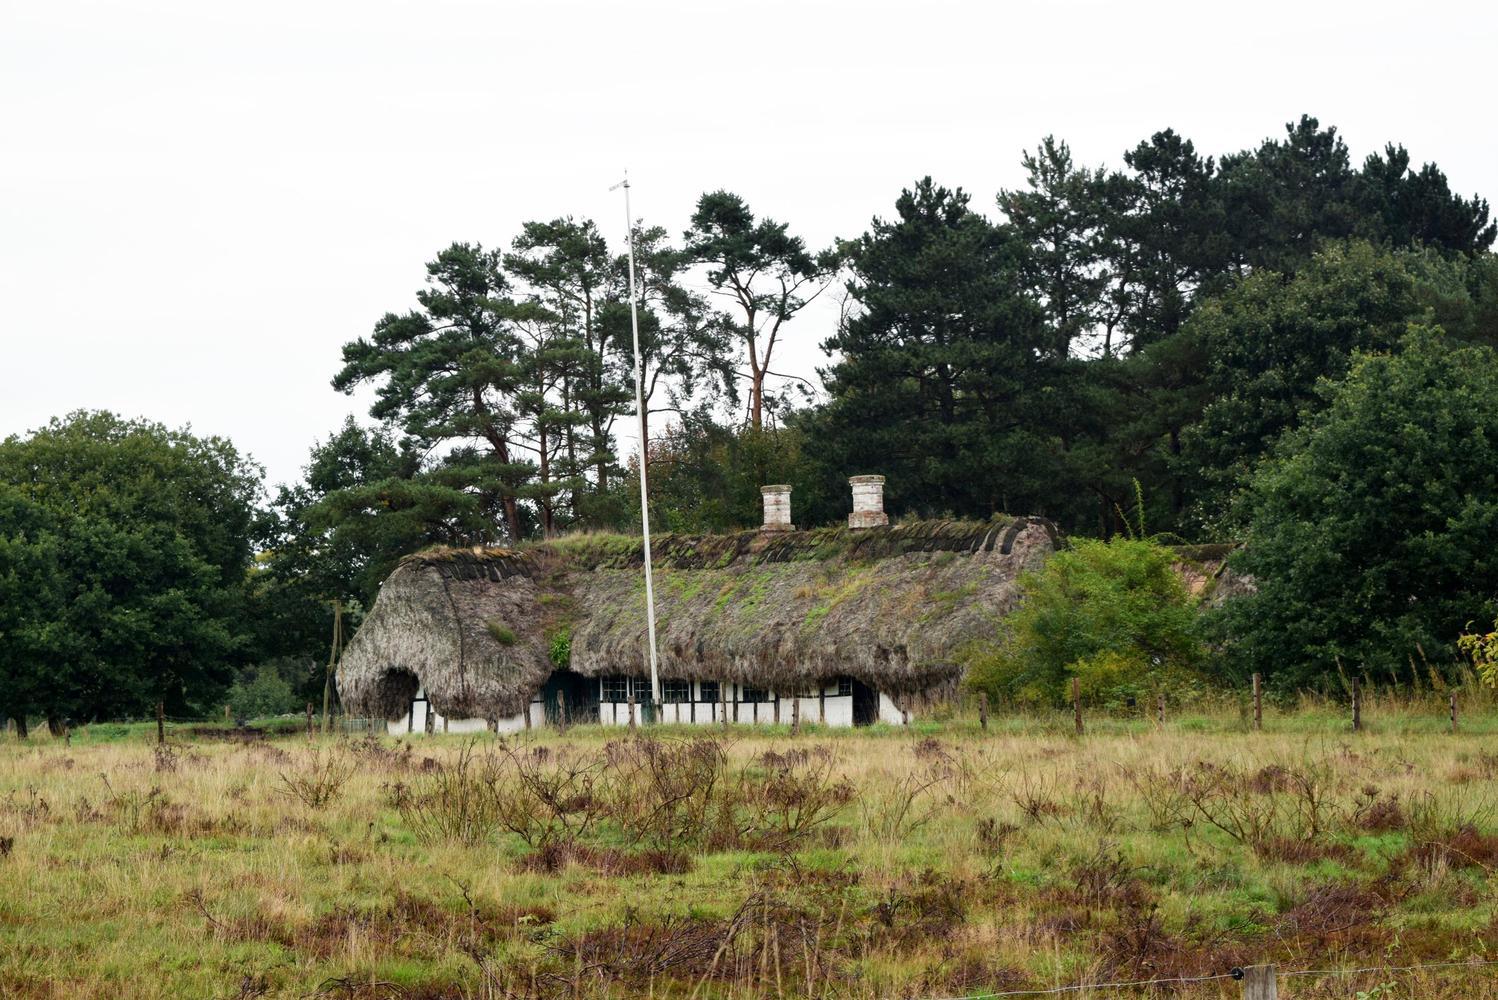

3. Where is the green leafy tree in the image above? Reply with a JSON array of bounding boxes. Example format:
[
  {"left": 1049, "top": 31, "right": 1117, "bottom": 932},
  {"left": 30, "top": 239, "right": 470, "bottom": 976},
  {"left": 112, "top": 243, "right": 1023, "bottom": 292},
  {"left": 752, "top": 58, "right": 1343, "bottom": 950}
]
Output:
[
  {"left": 334, "top": 243, "right": 533, "bottom": 541},
  {"left": 1217, "top": 115, "right": 1363, "bottom": 273},
  {"left": 1000, "top": 136, "right": 1109, "bottom": 359},
  {"left": 635, "top": 411, "right": 835, "bottom": 533},
  {"left": 818, "top": 178, "right": 1048, "bottom": 519},
  {"left": 604, "top": 224, "right": 734, "bottom": 491},
  {"left": 968, "top": 537, "right": 1205, "bottom": 706},
  {"left": 507, "top": 218, "right": 630, "bottom": 497},
  {"left": 684, "top": 190, "right": 835, "bottom": 430},
  {"left": 0, "top": 485, "right": 66, "bottom": 735},
  {"left": 1356, "top": 143, "right": 1495, "bottom": 254},
  {"left": 1212, "top": 330, "right": 1498, "bottom": 687},
  {"left": 0, "top": 412, "right": 261, "bottom": 721},
  {"left": 1180, "top": 241, "right": 1423, "bottom": 522},
  {"left": 1100, "top": 129, "right": 1230, "bottom": 354},
  {"left": 510, "top": 298, "right": 590, "bottom": 535},
  {"left": 251, "top": 418, "right": 484, "bottom": 696}
]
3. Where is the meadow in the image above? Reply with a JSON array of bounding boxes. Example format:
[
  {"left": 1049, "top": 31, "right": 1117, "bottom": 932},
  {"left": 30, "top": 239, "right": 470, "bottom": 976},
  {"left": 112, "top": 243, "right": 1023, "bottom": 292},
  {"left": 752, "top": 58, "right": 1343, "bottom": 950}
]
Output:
[{"left": 3, "top": 695, "right": 1498, "bottom": 999}]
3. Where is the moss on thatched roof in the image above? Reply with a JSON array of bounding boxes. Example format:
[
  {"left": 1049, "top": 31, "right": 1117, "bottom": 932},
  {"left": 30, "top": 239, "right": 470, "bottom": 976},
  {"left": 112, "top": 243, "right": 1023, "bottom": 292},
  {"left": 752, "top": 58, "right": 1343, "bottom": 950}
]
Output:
[{"left": 337, "top": 517, "right": 1058, "bottom": 721}]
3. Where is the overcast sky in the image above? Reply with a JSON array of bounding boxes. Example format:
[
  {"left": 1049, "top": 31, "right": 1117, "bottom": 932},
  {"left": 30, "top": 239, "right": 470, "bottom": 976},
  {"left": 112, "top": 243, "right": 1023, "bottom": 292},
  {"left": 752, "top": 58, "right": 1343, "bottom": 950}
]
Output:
[{"left": 3, "top": 0, "right": 1494, "bottom": 491}]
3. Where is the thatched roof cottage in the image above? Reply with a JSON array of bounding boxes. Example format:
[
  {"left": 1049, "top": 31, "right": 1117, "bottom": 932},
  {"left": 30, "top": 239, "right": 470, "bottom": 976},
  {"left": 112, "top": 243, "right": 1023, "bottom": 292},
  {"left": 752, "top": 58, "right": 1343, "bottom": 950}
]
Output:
[{"left": 338, "top": 477, "right": 1060, "bottom": 730}]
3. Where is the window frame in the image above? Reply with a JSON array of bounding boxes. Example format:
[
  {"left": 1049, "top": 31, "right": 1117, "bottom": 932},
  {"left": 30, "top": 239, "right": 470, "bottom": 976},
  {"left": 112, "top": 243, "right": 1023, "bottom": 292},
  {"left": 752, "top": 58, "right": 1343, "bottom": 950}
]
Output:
[{"left": 600, "top": 675, "right": 628, "bottom": 703}]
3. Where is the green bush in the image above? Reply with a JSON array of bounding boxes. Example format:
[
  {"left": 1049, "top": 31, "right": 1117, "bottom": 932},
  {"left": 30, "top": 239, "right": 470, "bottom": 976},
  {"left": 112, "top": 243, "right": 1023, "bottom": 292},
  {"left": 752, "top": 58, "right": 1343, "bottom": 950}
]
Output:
[
  {"left": 226, "top": 668, "right": 301, "bottom": 719},
  {"left": 968, "top": 537, "right": 1205, "bottom": 706},
  {"left": 549, "top": 626, "right": 572, "bottom": 670}
]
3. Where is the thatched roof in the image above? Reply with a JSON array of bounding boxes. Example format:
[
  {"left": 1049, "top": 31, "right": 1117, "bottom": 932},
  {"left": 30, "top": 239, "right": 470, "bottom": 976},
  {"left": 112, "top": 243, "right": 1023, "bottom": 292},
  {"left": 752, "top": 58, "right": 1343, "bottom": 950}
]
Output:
[
  {"left": 337, "top": 517, "right": 1058, "bottom": 721},
  {"left": 336, "top": 551, "right": 550, "bottom": 721}
]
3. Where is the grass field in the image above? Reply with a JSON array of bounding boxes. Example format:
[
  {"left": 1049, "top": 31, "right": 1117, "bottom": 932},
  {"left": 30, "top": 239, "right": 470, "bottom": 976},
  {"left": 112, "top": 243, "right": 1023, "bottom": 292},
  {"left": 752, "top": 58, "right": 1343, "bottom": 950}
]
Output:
[{"left": 3, "top": 697, "right": 1498, "bottom": 999}]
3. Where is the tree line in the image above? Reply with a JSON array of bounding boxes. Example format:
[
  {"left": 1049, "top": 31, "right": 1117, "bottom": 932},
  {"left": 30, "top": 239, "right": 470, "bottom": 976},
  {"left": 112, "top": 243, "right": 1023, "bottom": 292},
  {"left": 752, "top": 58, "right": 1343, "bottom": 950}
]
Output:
[{"left": 3, "top": 115, "right": 1497, "bottom": 724}]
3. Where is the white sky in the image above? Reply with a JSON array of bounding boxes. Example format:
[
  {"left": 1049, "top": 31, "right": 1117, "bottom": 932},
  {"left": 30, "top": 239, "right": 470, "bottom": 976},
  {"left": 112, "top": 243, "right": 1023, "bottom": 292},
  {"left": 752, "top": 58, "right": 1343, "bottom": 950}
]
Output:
[{"left": 3, "top": 0, "right": 1494, "bottom": 491}]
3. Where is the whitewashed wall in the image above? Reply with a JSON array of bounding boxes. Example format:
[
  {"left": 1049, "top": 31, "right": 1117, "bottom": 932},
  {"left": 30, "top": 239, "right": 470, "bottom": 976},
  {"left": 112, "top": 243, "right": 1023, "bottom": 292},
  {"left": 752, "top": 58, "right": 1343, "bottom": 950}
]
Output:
[
  {"left": 878, "top": 692, "right": 909, "bottom": 726},
  {"left": 399, "top": 686, "right": 539, "bottom": 735},
  {"left": 598, "top": 679, "right": 884, "bottom": 728},
  {"left": 399, "top": 679, "right": 909, "bottom": 733}
]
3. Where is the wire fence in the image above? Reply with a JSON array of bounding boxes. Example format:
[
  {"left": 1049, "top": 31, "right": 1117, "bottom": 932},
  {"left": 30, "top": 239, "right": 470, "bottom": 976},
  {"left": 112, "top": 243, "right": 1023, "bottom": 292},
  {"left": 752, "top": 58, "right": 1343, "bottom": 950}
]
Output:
[{"left": 920, "top": 958, "right": 1498, "bottom": 998}]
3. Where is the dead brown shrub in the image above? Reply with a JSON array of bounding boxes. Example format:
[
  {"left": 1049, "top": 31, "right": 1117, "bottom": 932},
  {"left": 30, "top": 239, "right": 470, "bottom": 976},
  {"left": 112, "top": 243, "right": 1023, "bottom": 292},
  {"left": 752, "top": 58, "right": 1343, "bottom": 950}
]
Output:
[
  {"left": 278, "top": 748, "right": 355, "bottom": 808},
  {"left": 1273, "top": 882, "right": 1390, "bottom": 955},
  {"left": 975, "top": 816, "right": 1019, "bottom": 855},
  {"left": 1060, "top": 843, "right": 1154, "bottom": 910},
  {"left": 866, "top": 871, "right": 968, "bottom": 948},
  {"left": 1408, "top": 825, "right": 1498, "bottom": 870},
  {"left": 1345, "top": 785, "right": 1407, "bottom": 832},
  {"left": 521, "top": 843, "right": 693, "bottom": 875}
]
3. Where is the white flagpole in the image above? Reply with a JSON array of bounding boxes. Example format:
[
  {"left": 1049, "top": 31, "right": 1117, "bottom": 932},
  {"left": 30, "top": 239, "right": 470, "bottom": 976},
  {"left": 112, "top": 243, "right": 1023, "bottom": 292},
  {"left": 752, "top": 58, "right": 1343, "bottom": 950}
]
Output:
[{"left": 612, "top": 172, "right": 661, "bottom": 711}]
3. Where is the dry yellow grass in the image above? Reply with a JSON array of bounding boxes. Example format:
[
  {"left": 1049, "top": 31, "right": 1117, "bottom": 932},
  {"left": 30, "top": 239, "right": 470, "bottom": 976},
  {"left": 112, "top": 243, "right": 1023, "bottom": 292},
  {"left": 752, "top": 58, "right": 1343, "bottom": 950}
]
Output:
[{"left": 2, "top": 705, "right": 1498, "bottom": 998}]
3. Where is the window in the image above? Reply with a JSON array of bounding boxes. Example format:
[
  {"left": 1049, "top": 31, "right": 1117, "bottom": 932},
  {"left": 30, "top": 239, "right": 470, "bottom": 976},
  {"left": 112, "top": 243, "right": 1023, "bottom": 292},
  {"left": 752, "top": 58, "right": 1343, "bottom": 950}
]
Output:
[
  {"left": 836, "top": 677, "right": 853, "bottom": 697},
  {"left": 601, "top": 676, "right": 628, "bottom": 702},
  {"left": 662, "top": 679, "right": 691, "bottom": 703},
  {"left": 698, "top": 681, "right": 720, "bottom": 704},
  {"left": 741, "top": 685, "right": 768, "bottom": 703},
  {"left": 629, "top": 677, "right": 651, "bottom": 702}
]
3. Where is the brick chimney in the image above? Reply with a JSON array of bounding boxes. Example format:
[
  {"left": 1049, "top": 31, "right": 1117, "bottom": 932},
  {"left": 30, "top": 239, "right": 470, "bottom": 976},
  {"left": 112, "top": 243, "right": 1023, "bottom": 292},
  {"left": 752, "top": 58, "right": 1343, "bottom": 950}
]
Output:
[
  {"left": 761, "top": 485, "right": 794, "bottom": 532},
  {"left": 847, "top": 475, "right": 888, "bottom": 528}
]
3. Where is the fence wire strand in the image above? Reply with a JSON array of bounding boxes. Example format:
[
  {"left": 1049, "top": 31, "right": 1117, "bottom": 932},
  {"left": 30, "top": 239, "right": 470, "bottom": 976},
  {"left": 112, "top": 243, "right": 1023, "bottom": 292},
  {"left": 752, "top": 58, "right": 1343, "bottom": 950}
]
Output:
[{"left": 926, "top": 957, "right": 1498, "bottom": 999}]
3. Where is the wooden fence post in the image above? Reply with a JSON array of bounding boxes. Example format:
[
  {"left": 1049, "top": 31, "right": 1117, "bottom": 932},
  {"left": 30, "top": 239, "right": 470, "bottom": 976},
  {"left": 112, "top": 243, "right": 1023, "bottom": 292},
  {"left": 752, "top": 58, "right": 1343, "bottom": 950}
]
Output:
[
  {"left": 558, "top": 691, "right": 568, "bottom": 733},
  {"left": 791, "top": 697, "right": 800, "bottom": 736},
  {"left": 156, "top": 701, "right": 165, "bottom": 745},
  {"left": 1351, "top": 677, "right": 1362, "bottom": 732},
  {"left": 628, "top": 690, "right": 636, "bottom": 730},
  {"left": 1450, "top": 691, "right": 1459, "bottom": 732},
  {"left": 1072, "top": 677, "right": 1083, "bottom": 736},
  {"left": 979, "top": 691, "right": 989, "bottom": 732},
  {"left": 1241, "top": 964, "right": 1277, "bottom": 999},
  {"left": 523, "top": 701, "right": 532, "bottom": 731},
  {"left": 1156, "top": 693, "right": 1166, "bottom": 727},
  {"left": 1252, "top": 673, "right": 1263, "bottom": 732},
  {"left": 224, "top": 704, "right": 231, "bottom": 723},
  {"left": 305, "top": 703, "right": 313, "bottom": 739}
]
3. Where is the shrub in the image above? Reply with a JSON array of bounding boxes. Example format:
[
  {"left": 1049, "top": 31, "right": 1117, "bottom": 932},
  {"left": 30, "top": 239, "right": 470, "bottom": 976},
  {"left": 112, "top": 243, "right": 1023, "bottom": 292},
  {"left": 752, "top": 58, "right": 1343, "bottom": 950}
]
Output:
[
  {"left": 548, "top": 626, "right": 572, "bottom": 669},
  {"left": 967, "top": 537, "right": 1205, "bottom": 706},
  {"left": 396, "top": 740, "right": 502, "bottom": 846},
  {"left": 278, "top": 748, "right": 355, "bottom": 808},
  {"left": 1459, "top": 618, "right": 1498, "bottom": 686},
  {"left": 226, "top": 667, "right": 301, "bottom": 719}
]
